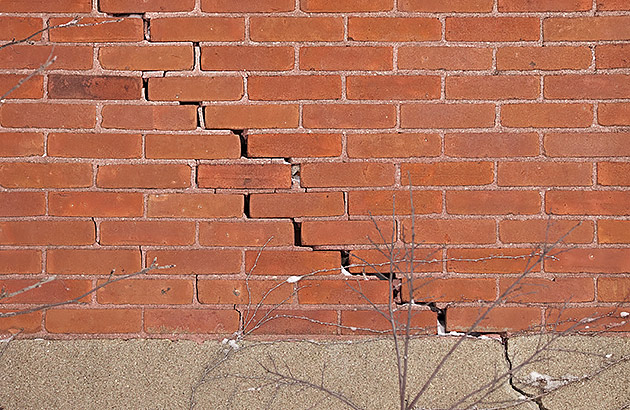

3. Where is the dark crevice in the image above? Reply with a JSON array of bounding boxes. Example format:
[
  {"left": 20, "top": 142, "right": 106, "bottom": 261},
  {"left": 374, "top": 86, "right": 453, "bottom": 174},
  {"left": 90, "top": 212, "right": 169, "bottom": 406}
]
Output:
[
  {"left": 340, "top": 250, "right": 351, "bottom": 269},
  {"left": 178, "top": 101, "right": 199, "bottom": 106},
  {"left": 142, "top": 78, "right": 149, "bottom": 101},
  {"left": 234, "top": 304, "right": 244, "bottom": 333},
  {"left": 243, "top": 194, "right": 251, "bottom": 218},
  {"left": 143, "top": 16, "right": 150, "bottom": 40},
  {"left": 502, "top": 336, "right": 548, "bottom": 410},
  {"left": 292, "top": 220, "right": 302, "bottom": 247},
  {"left": 107, "top": 12, "right": 145, "bottom": 18},
  {"left": 232, "top": 129, "right": 247, "bottom": 158},
  {"left": 436, "top": 307, "right": 447, "bottom": 331}
]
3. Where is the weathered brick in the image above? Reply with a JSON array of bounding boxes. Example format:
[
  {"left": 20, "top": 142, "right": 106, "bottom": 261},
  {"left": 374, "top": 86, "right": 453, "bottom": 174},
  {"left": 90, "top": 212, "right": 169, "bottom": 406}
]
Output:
[
  {"left": 401, "top": 104, "right": 495, "bottom": 129},
  {"left": 498, "top": 162, "right": 592, "bottom": 186},
  {"left": 148, "top": 193, "right": 243, "bottom": 218},
  {"left": 446, "top": 191, "right": 540, "bottom": 215},
  {"left": 500, "top": 277, "right": 594, "bottom": 303},
  {"left": 150, "top": 17, "right": 244, "bottom": 42},
  {"left": 599, "top": 103, "right": 630, "bottom": 126},
  {"left": 0, "top": 311, "right": 41, "bottom": 333},
  {"left": 146, "top": 250, "right": 241, "bottom": 275},
  {"left": 348, "top": 18, "right": 441, "bottom": 41},
  {"left": 0, "top": 45, "right": 92, "bottom": 70},
  {"left": 0, "top": 192, "right": 45, "bottom": 216},
  {"left": 0, "top": 103, "right": 96, "bottom": 129},
  {"left": 47, "top": 249, "right": 141, "bottom": 275},
  {"left": 100, "top": 0, "right": 194, "bottom": 12},
  {"left": 341, "top": 309, "right": 435, "bottom": 335},
  {"left": 598, "top": 162, "right": 630, "bottom": 186},
  {"left": 0, "top": 279, "right": 90, "bottom": 305},
  {"left": 245, "top": 250, "right": 340, "bottom": 276},
  {"left": 447, "top": 248, "right": 537, "bottom": 274},
  {"left": 101, "top": 105, "right": 197, "bottom": 130},
  {"left": 401, "top": 162, "right": 494, "bottom": 186},
  {"left": 347, "top": 75, "right": 440, "bottom": 100},
  {"left": 545, "top": 17, "right": 630, "bottom": 41},
  {"left": 301, "top": 0, "right": 393, "bottom": 12},
  {"left": 145, "top": 309, "right": 239, "bottom": 334},
  {"left": 301, "top": 163, "right": 395, "bottom": 187},
  {"left": 250, "top": 17, "right": 343, "bottom": 41},
  {"left": 145, "top": 134, "right": 240, "bottom": 159},
  {"left": 545, "top": 75, "right": 630, "bottom": 100},
  {"left": 46, "top": 309, "right": 142, "bottom": 334},
  {"left": 348, "top": 248, "right": 441, "bottom": 274},
  {"left": 49, "top": 192, "right": 143, "bottom": 217},
  {"left": 0, "top": 132, "right": 43, "bottom": 157},
  {"left": 401, "top": 277, "right": 496, "bottom": 303},
  {"left": 547, "top": 307, "right": 630, "bottom": 332},
  {"left": 49, "top": 17, "right": 143, "bottom": 42},
  {"left": 597, "top": 0, "right": 630, "bottom": 10},
  {"left": 301, "top": 220, "right": 395, "bottom": 246},
  {"left": 148, "top": 77, "right": 243, "bottom": 102},
  {"left": 249, "top": 75, "right": 341, "bottom": 101},
  {"left": 0, "top": 0, "right": 90, "bottom": 12},
  {"left": 544, "top": 132, "right": 630, "bottom": 157},
  {"left": 300, "top": 47, "right": 393, "bottom": 71},
  {"left": 501, "top": 103, "right": 593, "bottom": 128},
  {"left": 0, "top": 221, "right": 94, "bottom": 246},
  {"left": 596, "top": 45, "right": 630, "bottom": 68},
  {"left": 0, "top": 74, "right": 43, "bottom": 99},
  {"left": 100, "top": 221, "right": 195, "bottom": 246},
  {"left": 347, "top": 133, "right": 440, "bottom": 158},
  {"left": 499, "top": 219, "right": 594, "bottom": 244},
  {"left": 598, "top": 278, "right": 630, "bottom": 302},
  {"left": 399, "top": 46, "right": 493, "bottom": 70},
  {"left": 205, "top": 105, "right": 299, "bottom": 129},
  {"left": 99, "top": 46, "right": 194, "bottom": 70},
  {"left": 598, "top": 220, "right": 630, "bottom": 244},
  {"left": 446, "top": 17, "right": 539, "bottom": 42},
  {"left": 48, "top": 133, "right": 142, "bottom": 159},
  {"left": 546, "top": 191, "right": 630, "bottom": 215},
  {"left": 401, "top": 219, "right": 496, "bottom": 244},
  {"left": 250, "top": 192, "right": 345, "bottom": 218},
  {"left": 545, "top": 249, "right": 630, "bottom": 273},
  {"left": 447, "top": 306, "right": 541, "bottom": 332},
  {"left": 198, "top": 279, "right": 292, "bottom": 305},
  {"left": 0, "top": 162, "right": 92, "bottom": 188},
  {"left": 202, "top": 0, "right": 294, "bottom": 12},
  {"left": 445, "top": 132, "right": 539, "bottom": 158},
  {"left": 0, "top": 17, "right": 42, "bottom": 41},
  {"left": 446, "top": 76, "right": 539, "bottom": 100},
  {"left": 198, "top": 164, "right": 291, "bottom": 189},
  {"left": 48, "top": 75, "right": 142, "bottom": 100},
  {"left": 97, "top": 279, "right": 193, "bottom": 305},
  {"left": 97, "top": 164, "right": 191, "bottom": 189},
  {"left": 499, "top": 0, "right": 591, "bottom": 11},
  {"left": 348, "top": 190, "right": 442, "bottom": 216},
  {"left": 399, "top": 0, "right": 493, "bottom": 12},
  {"left": 247, "top": 133, "right": 342, "bottom": 158},
  {"left": 303, "top": 104, "right": 396, "bottom": 129},
  {"left": 245, "top": 309, "right": 338, "bottom": 335},
  {"left": 201, "top": 46, "right": 293, "bottom": 71},
  {"left": 200, "top": 221, "right": 294, "bottom": 247},
  {"left": 0, "top": 250, "right": 41, "bottom": 274},
  {"left": 497, "top": 46, "right": 592, "bottom": 71},
  {"left": 298, "top": 280, "right": 390, "bottom": 304}
]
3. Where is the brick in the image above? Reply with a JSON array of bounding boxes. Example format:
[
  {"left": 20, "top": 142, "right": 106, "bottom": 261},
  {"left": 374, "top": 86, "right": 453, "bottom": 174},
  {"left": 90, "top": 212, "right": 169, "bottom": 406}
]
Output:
[
  {"left": 347, "top": 75, "right": 441, "bottom": 100},
  {"left": 200, "top": 221, "right": 294, "bottom": 247},
  {"left": 301, "top": 220, "right": 395, "bottom": 246},
  {"left": 0, "top": 221, "right": 94, "bottom": 246},
  {"left": 301, "top": 0, "right": 393, "bottom": 11},
  {"left": 0, "top": 0, "right": 90, "bottom": 12},
  {"left": 0, "top": 132, "right": 43, "bottom": 157},
  {"left": 46, "top": 309, "right": 142, "bottom": 334},
  {"left": 198, "top": 280, "right": 292, "bottom": 305},
  {"left": 0, "top": 162, "right": 92, "bottom": 188},
  {"left": 49, "top": 192, "right": 144, "bottom": 217},
  {"left": 498, "top": 162, "right": 592, "bottom": 187},
  {"left": 499, "top": 219, "right": 594, "bottom": 244},
  {"left": 301, "top": 163, "right": 395, "bottom": 187},
  {"left": 201, "top": 46, "right": 293, "bottom": 71},
  {"left": 250, "top": 192, "right": 345, "bottom": 218},
  {"left": 347, "top": 133, "right": 440, "bottom": 158},
  {"left": 0, "top": 279, "right": 90, "bottom": 305},
  {"left": 544, "top": 132, "right": 630, "bottom": 157},
  {"left": 145, "top": 309, "right": 239, "bottom": 334},
  {"left": 198, "top": 164, "right": 291, "bottom": 189},
  {"left": 101, "top": 105, "right": 197, "bottom": 130},
  {"left": 247, "top": 133, "right": 342, "bottom": 158},
  {"left": 303, "top": 104, "right": 396, "bottom": 129},
  {"left": 205, "top": 105, "right": 299, "bottom": 129},
  {"left": 501, "top": 103, "right": 593, "bottom": 128},
  {"left": 401, "top": 104, "right": 495, "bottom": 129},
  {"left": 499, "top": 0, "right": 591, "bottom": 11},
  {"left": 145, "top": 134, "right": 240, "bottom": 159},
  {"left": 341, "top": 309, "right": 435, "bottom": 335},
  {"left": 447, "top": 248, "right": 537, "bottom": 274},
  {"left": 348, "top": 248, "right": 441, "bottom": 274},
  {"left": 546, "top": 248, "right": 630, "bottom": 273},
  {"left": 446, "top": 76, "right": 539, "bottom": 100},
  {"left": 47, "top": 249, "right": 141, "bottom": 275},
  {"left": 401, "top": 162, "right": 494, "bottom": 186},
  {"left": 447, "top": 191, "right": 540, "bottom": 215},
  {"left": 546, "top": 307, "right": 630, "bottom": 332},
  {"left": 596, "top": 45, "right": 630, "bottom": 69},
  {"left": 99, "top": 46, "right": 193, "bottom": 70},
  {"left": 598, "top": 278, "right": 630, "bottom": 302},
  {"left": 251, "top": 17, "right": 343, "bottom": 41},
  {"left": 501, "top": 277, "right": 594, "bottom": 303},
  {"left": 446, "top": 17, "right": 539, "bottom": 42},
  {"left": 146, "top": 250, "right": 241, "bottom": 275},
  {"left": 48, "top": 75, "right": 142, "bottom": 100},
  {"left": 148, "top": 77, "right": 243, "bottom": 102},
  {"left": 0, "top": 192, "right": 45, "bottom": 216},
  {"left": 348, "top": 190, "right": 442, "bottom": 216},
  {"left": 0, "top": 45, "right": 92, "bottom": 70},
  {"left": 97, "top": 279, "right": 193, "bottom": 305},
  {"left": 545, "top": 17, "right": 630, "bottom": 41},
  {"left": 598, "top": 220, "right": 630, "bottom": 244},
  {"left": 400, "top": 219, "right": 496, "bottom": 244},
  {"left": 100, "top": 221, "right": 195, "bottom": 246},
  {"left": 300, "top": 47, "right": 393, "bottom": 71},
  {"left": 446, "top": 132, "right": 539, "bottom": 158},
  {"left": 97, "top": 164, "right": 190, "bottom": 189},
  {"left": 245, "top": 309, "right": 337, "bottom": 335},
  {"left": 0, "top": 103, "right": 95, "bottom": 129},
  {"left": 0, "top": 250, "right": 41, "bottom": 274},
  {"left": 399, "top": 0, "right": 493, "bottom": 12},
  {"left": 402, "top": 277, "right": 496, "bottom": 303},
  {"left": 202, "top": 0, "right": 294, "bottom": 12},
  {"left": 398, "top": 46, "right": 493, "bottom": 70},
  {"left": 298, "top": 280, "right": 390, "bottom": 304},
  {"left": 546, "top": 191, "right": 630, "bottom": 215},
  {"left": 0, "top": 17, "right": 42, "bottom": 41},
  {"left": 148, "top": 193, "right": 243, "bottom": 218},
  {"left": 0, "top": 74, "right": 43, "bottom": 99},
  {"left": 245, "top": 250, "right": 340, "bottom": 276},
  {"left": 599, "top": 103, "right": 630, "bottom": 126},
  {"left": 348, "top": 17, "right": 441, "bottom": 41},
  {"left": 497, "top": 46, "right": 592, "bottom": 71},
  {"left": 48, "top": 133, "right": 142, "bottom": 159},
  {"left": 248, "top": 75, "right": 341, "bottom": 101},
  {"left": 447, "top": 306, "right": 541, "bottom": 332},
  {"left": 599, "top": 162, "right": 630, "bottom": 186},
  {"left": 597, "top": 0, "right": 630, "bottom": 9},
  {"left": 150, "top": 17, "right": 244, "bottom": 42},
  {"left": 0, "top": 311, "right": 41, "bottom": 334},
  {"left": 545, "top": 75, "right": 630, "bottom": 100},
  {"left": 100, "top": 0, "right": 194, "bottom": 12},
  {"left": 49, "top": 17, "right": 143, "bottom": 42}
]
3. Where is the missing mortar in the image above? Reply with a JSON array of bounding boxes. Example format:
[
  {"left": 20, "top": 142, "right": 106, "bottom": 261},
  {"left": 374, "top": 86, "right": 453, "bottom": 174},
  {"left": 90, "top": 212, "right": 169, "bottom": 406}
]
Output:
[
  {"left": 231, "top": 130, "right": 247, "bottom": 158},
  {"left": 243, "top": 194, "right": 251, "bottom": 218},
  {"left": 502, "top": 336, "right": 549, "bottom": 410},
  {"left": 142, "top": 78, "right": 149, "bottom": 101},
  {"left": 292, "top": 221, "right": 302, "bottom": 247}
]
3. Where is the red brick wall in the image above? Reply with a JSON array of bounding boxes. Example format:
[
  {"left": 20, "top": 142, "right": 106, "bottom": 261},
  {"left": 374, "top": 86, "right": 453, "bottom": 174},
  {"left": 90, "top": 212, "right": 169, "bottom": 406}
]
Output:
[{"left": 1, "top": 0, "right": 629, "bottom": 338}]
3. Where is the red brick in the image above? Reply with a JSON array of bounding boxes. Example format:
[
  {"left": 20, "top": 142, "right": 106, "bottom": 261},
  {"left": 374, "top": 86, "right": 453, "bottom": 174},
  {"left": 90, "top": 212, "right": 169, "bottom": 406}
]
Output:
[
  {"left": 598, "top": 278, "right": 630, "bottom": 302},
  {"left": 0, "top": 103, "right": 95, "bottom": 129},
  {"left": 146, "top": 250, "right": 241, "bottom": 275},
  {"left": 546, "top": 307, "right": 630, "bottom": 332},
  {"left": 148, "top": 77, "right": 243, "bottom": 102},
  {"left": 348, "top": 248, "right": 441, "bottom": 274},
  {"left": 250, "top": 192, "right": 344, "bottom": 218},
  {"left": 447, "top": 306, "right": 542, "bottom": 333},
  {"left": 348, "top": 190, "right": 442, "bottom": 216},
  {"left": 202, "top": 0, "right": 294, "bottom": 12},
  {"left": 399, "top": 0, "right": 493, "bottom": 12},
  {"left": 0, "top": 17, "right": 42, "bottom": 41},
  {"left": 0, "top": 74, "right": 43, "bottom": 99},
  {"left": 348, "top": 17, "right": 441, "bottom": 41},
  {"left": 501, "top": 277, "right": 594, "bottom": 303},
  {"left": 198, "top": 279, "right": 292, "bottom": 305},
  {"left": 47, "top": 249, "right": 141, "bottom": 275},
  {"left": 251, "top": 17, "right": 343, "bottom": 41},
  {"left": 546, "top": 248, "right": 630, "bottom": 273},
  {"left": 502, "top": 103, "right": 593, "bottom": 128},
  {"left": 145, "top": 134, "right": 240, "bottom": 159},
  {"left": 0, "top": 279, "right": 90, "bottom": 305},
  {"left": 0, "top": 250, "right": 41, "bottom": 274},
  {"left": 597, "top": 0, "right": 630, "bottom": 9},
  {"left": 49, "top": 192, "right": 143, "bottom": 217},
  {"left": 102, "top": 105, "right": 197, "bottom": 131},
  {"left": 100, "top": 221, "right": 195, "bottom": 246},
  {"left": 201, "top": 46, "right": 293, "bottom": 71},
  {"left": 347, "top": 75, "right": 440, "bottom": 100},
  {"left": 596, "top": 45, "right": 630, "bottom": 69},
  {"left": 198, "top": 164, "right": 290, "bottom": 189},
  {"left": 301, "top": 220, "right": 395, "bottom": 246},
  {"left": 499, "top": 219, "right": 594, "bottom": 244},
  {"left": 545, "top": 17, "right": 630, "bottom": 41},
  {"left": 200, "top": 221, "right": 294, "bottom": 247},
  {"left": 499, "top": 0, "right": 591, "bottom": 11},
  {"left": 48, "top": 133, "right": 141, "bottom": 159},
  {"left": 49, "top": 17, "right": 143, "bottom": 42},
  {"left": 402, "top": 277, "right": 496, "bottom": 303},
  {"left": 446, "top": 132, "right": 539, "bottom": 158},
  {"left": 0, "top": 132, "right": 43, "bottom": 157},
  {"left": 301, "top": 163, "right": 395, "bottom": 187},
  {"left": 245, "top": 250, "right": 340, "bottom": 276},
  {"left": 0, "top": 0, "right": 90, "bottom": 12},
  {"left": 249, "top": 76, "right": 341, "bottom": 101},
  {"left": 97, "top": 279, "right": 193, "bottom": 305},
  {"left": 0, "top": 311, "right": 41, "bottom": 334},
  {"left": 0, "top": 45, "right": 92, "bottom": 70},
  {"left": 100, "top": 0, "right": 194, "bottom": 12},
  {"left": 447, "top": 248, "right": 537, "bottom": 274},
  {"left": 447, "top": 191, "right": 540, "bottom": 215},
  {"left": 150, "top": 17, "right": 244, "bottom": 42},
  {"left": 298, "top": 279, "right": 390, "bottom": 304},
  {"left": 303, "top": 104, "right": 396, "bottom": 129},
  {"left": 341, "top": 309, "right": 435, "bottom": 335},
  {"left": 148, "top": 193, "right": 243, "bottom": 218},
  {"left": 145, "top": 309, "right": 239, "bottom": 334},
  {"left": 446, "top": 17, "right": 539, "bottom": 42},
  {"left": 99, "top": 46, "right": 193, "bottom": 70},
  {"left": 205, "top": 105, "right": 299, "bottom": 129},
  {"left": 497, "top": 46, "right": 592, "bottom": 71},
  {"left": 0, "top": 221, "right": 94, "bottom": 246},
  {"left": 401, "top": 219, "right": 496, "bottom": 244},
  {"left": 598, "top": 162, "right": 630, "bottom": 186},
  {"left": 247, "top": 133, "right": 342, "bottom": 158},
  {"left": 245, "top": 309, "right": 338, "bottom": 335},
  {"left": 97, "top": 164, "right": 190, "bottom": 189},
  {"left": 447, "top": 76, "right": 539, "bottom": 100},
  {"left": 401, "top": 104, "right": 495, "bottom": 129},
  {"left": 0, "top": 192, "right": 45, "bottom": 216},
  {"left": 348, "top": 133, "right": 440, "bottom": 158},
  {"left": 301, "top": 0, "right": 393, "bottom": 11},
  {"left": 544, "top": 132, "right": 630, "bottom": 157},
  {"left": 599, "top": 103, "right": 630, "bottom": 126},
  {"left": 0, "top": 162, "right": 92, "bottom": 188},
  {"left": 498, "top": 162, "right": 592, "bottom": 187},
  {"left": 399, "top": 46, "right": 493, "bottom": 70},
  {"left": 546, "top": 75, "right": 630, "bottom": 100},
  {"left": 300, "top": 47, "right": 393, "bottom": 71},
  {"left": 401, "top": 162, "right": 494, "bottom": 186},
  {"left": 546, "top": 191, "right": 630, "bottom": 215},
  {"left": 48, "top": 75, "right": 141, "bottom": 100},
  {"left": 46, "top": 309, "right": 142, "bottom": 334},
  {"left": 598, "top": 220, "right": 630, "bottom": 244}
]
